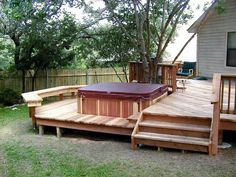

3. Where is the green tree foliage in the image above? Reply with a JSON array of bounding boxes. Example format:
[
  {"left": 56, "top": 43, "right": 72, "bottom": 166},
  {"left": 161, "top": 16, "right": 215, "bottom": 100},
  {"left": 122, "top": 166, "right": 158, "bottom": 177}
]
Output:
[
  {"left": 0, "top": 0, "right": 80, "bottom": 91},
  {"left": 0, "top": 37, "right": 14, "bottom": 70},
  {"left": 101, "top": 0, "right": 192, "bottom": 83},
  {"left": 74, "top": 25, "right": 139, "bottom": 81}
]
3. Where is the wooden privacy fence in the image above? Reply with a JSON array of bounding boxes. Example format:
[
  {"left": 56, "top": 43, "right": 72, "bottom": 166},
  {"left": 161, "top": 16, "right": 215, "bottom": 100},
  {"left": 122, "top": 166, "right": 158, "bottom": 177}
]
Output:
[{"left": 0, "top": 68, "right": 128, "bottom": 93}]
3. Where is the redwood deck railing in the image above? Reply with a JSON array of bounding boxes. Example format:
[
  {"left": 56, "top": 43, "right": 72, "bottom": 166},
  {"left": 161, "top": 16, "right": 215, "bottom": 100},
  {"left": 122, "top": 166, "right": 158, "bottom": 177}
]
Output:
[
  {"left": 210, "top": 73, "right": 236, "bottom": 155},
  {"left": 129, "top": 61, "right": 177, "bottom": 92}
]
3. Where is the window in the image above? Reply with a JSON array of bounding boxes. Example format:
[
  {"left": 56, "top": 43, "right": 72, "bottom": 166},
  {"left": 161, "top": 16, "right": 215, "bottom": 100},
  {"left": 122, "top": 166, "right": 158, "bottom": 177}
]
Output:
[{"left": 227, "top": 32, "right": 236, "bottom": 67}]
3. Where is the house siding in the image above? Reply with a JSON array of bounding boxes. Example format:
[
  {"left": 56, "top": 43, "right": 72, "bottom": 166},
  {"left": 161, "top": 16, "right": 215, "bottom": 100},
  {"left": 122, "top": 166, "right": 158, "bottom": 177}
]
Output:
[{"left": 197, "top": 0, "right": 236, "bottom": 77}]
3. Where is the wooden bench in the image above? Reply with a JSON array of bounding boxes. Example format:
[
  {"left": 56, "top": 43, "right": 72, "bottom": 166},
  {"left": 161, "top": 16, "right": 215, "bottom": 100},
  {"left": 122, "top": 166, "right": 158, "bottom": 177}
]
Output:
[{"left": 22, "top": 85, "right": 86, "bottom": 127}]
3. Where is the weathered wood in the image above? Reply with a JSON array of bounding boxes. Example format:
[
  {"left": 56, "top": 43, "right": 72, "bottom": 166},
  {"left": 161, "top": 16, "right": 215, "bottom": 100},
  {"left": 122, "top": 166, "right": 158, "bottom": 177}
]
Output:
[
  {"left": 29, "top": 107, "right": 36, "bottom": 128},
  {"left": 1, "top": 68, "right": 127, "bottom": 92},
  {"left": 210, "top": 102, "right": 220, "bottom": 155},
  {"left": 131, "top": 112, "right": 143, "bottom": 150},
  {"left": 227, "top": 79, "right": 231, "bottom": 113},
  {"left": 22, "top": 78, "right": 236, "bottom": 155},
  {"left": 22, "top": 85, "right": 86, "bottom": 107},
  {"left": 39, "top": 125, "right": 44, "bottom": 135},
  {"left": 159, "top": 63, "right": 177, "bottom": 93},
  {"left": 56, "top": 127, "right": 62, "bottom": 138},
  {"left": 59, "top": 94, "right": 64, "bottom": 101},
  {"left": 134, "top": 137, "right": 209, "bottom": 153},
  {"left": 129, "top": 61, "right": 177, "bottom": 92},
  {"left": 37, "top": 119, "right": 133, "bottom": 136},
  {"left": 218, "top": 130, "right": 223, "bottom": 145},
  {"left": 139, "top": 120, "right": 210, "bottom": 132},
  {"left": 210, "top": 74, "right": 223, "bottom": 155},
  {"left": 143, "top": 113, "right": 211, "bottom": 126},
  {"left": 139, "top": 126, "right": 210, "bottom": 138},
  {"left": 211, "top": 73, "right": 222, "bottom": 104},
  {"left": 220, "top": 79, "right": 224, "bottom": 111}
]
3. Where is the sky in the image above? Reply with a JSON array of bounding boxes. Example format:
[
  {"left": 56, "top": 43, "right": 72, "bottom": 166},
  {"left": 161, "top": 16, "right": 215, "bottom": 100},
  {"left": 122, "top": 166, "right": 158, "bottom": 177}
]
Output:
[
  {"left": 67, "top": 0, "right": 213, "bottom": 62},
  {"left": 167, "top": 0, "right": 213, "bottom": 62}
]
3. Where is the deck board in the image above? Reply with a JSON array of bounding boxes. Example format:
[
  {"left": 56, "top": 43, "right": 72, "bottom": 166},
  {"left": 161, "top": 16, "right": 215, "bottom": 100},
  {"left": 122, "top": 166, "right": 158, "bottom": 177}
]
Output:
[
  {"left": 35, "top": 99, "right": 135, "bottom": 135},
  {"left": 143, "top": 80, "right": 213, "bottom": 118}
]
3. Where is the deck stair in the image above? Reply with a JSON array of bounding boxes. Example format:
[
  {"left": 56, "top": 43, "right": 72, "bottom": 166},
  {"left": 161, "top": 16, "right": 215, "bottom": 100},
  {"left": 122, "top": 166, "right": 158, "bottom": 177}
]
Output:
[{"left": 131, "top": 112, "right": 213, "bottom": 154}]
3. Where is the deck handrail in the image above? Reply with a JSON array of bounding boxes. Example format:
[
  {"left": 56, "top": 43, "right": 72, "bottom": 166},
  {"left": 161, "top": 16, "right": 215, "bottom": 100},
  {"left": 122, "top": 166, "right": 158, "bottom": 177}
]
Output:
[
  {"left": 210, "top": 73, "right": 222, "bottom": 155},
  {"left": 159, "top": 63, "right": 177, "bottom": 92},
  {"left": 211, "top": 73, "right": 222, "bottom": 103},
  {"left": 22, "top": 85, "right": 86, "bottom": 107},
  {"left": 210, "top": 73, "right": 236, "bottom": 155},
  {"left": 129, "top": 61, "right": 177, "bottom": 93}
]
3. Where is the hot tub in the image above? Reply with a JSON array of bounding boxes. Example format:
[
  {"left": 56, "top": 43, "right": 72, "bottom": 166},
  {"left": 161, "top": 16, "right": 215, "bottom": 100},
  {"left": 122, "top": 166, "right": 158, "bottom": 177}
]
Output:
[{"left": 77, "top": 83, "right": 168, "bottom": 118}]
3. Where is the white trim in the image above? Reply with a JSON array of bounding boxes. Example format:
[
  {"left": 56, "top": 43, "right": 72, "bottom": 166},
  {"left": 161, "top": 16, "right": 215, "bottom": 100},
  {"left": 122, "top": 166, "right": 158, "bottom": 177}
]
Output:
[
  {"left": 196, "top": 34, "right": 200, "bottom": 75},
  {"left": 188, "top": 1, "right": 217, "bottom": 33},
  {"left": 225, "top": 31, "right": 236, "bottom": 68}
]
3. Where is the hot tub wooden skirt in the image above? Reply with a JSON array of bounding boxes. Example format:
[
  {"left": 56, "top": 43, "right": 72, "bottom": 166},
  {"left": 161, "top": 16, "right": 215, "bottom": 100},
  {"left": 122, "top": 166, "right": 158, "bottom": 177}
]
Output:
[{"left": 77, "top": 83, "right": 168, "bottom": 118}]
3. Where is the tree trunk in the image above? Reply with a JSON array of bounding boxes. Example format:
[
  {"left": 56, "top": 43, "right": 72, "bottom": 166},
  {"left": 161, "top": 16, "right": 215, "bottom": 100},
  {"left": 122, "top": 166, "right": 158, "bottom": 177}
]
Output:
[
  {"left": 172, "top": 33, "right": 196, "bottom": 64},
  {"left": 30, "top": 69, "right": 39, "bottom": 91},
  {"left": 122, "top": 65, "right": 129, "bottom": 83},
  {"left": 31, "top": 74, "right": 36, "bottom": 91},
  {"left": 21, "top": 70, "right": 26, "bottom": 93},
  {"left": 11, "top": 35, "right": 25, "bottom": 92},
  {"left": 110, "top": 64, "right": 123, "bottom": 82}
]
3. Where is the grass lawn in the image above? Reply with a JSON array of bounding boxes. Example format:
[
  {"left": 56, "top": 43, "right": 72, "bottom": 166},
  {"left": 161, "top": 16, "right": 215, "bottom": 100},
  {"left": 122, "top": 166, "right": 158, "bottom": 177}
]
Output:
[{"left": 0, "top": 104, "right": 236, "bottom": 177}]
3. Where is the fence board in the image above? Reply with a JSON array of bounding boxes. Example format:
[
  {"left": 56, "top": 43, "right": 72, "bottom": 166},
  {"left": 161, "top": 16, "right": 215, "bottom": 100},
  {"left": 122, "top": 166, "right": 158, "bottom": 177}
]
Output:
[{"left": 0, "top": 68, "right": 128, "bottom": 93}]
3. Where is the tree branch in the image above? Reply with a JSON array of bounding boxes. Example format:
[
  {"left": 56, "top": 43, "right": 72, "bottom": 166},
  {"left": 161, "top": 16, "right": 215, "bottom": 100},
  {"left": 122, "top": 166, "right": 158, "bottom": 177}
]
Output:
[
  {"left": 172, "top": 32, "right": 196, "bottom": 64},
  {"left": 158, "top": 0, "right": 190, "bottom": 61}
]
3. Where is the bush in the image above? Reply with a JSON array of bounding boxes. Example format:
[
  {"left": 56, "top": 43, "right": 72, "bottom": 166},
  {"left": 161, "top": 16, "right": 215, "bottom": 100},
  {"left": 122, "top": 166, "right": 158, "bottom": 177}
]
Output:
[{"left": 0, "top": 88, "right": 21, "bottom": 106}]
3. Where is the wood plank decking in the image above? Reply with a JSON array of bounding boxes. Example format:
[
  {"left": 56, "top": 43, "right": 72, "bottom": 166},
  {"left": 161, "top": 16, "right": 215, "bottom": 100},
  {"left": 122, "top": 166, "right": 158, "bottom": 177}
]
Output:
[
  {"left": 35, "top": 99, "right": 135, "bottom": 136},
  {"left": 131, "top": 80, "right": 236, "bottom": 155},
  {"left": 34, "top": 80, "right": 236, "bottom": 136},
  {"left": 143, "top": 80, "right": 213, "bottom": 118},
  {"left": 26, "top": 80, "right": 236, "bottom": 155}
]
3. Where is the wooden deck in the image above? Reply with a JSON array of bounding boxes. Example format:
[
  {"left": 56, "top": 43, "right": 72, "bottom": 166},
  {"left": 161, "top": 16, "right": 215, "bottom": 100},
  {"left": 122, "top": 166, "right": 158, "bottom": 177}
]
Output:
[
  {"left": 143, "top": 80, "right": 213, "bottom": 118},
  {"left": 131, "top": 79, "right": 236, "bottom": 155},
  {"left": 35, "top": 99, "right": 135, "bottom": 136},
  {"left": 33, "top": 80, "right": 236, "bottom": 136},
  {"left": 23, "top": 79, "right": 236, "bottom": 155},
  {"left": 143, "top": 79, "right": 236, "bottom": 126}
]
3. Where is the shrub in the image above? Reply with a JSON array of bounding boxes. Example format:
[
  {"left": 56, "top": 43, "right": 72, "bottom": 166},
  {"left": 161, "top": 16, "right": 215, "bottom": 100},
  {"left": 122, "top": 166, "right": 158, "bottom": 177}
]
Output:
[{"left": 0, "top": 88, "right": 21, "bottom": 106}]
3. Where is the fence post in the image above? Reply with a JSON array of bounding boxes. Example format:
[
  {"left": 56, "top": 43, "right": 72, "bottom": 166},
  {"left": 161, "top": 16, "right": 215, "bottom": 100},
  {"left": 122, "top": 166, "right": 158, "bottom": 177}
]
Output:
[{"left": 86, "top": 70, "right": 88, "bottom": 85}]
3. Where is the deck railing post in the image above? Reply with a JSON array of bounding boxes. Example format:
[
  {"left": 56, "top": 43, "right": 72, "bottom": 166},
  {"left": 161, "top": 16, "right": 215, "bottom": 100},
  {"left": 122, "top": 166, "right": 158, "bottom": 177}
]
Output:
[
  {"left": 59, "top": 93, "right": 64, "bottom": 100},
  {"left": 171, "top": 65, "right": 177, "bottom": 92},
  {"left": 210, "top": 73, "right": 222, "bottom": 155},
  {"left": 29, "top": 107, "right": 36, "bottom": 129},
  {"left": 211, "top": 102, "right": 220, "bottom": 155},
  {"left": 161, "top": 66, "right": 166, "bottom": 84}
]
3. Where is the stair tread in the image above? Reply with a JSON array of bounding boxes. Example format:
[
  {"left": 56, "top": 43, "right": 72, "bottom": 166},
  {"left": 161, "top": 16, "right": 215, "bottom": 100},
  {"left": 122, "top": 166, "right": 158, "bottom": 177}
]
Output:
[
  {"left": 221, "top": 113, "right": 236, "bottom": 122},
  {"left": 139, "top": 120, "right": 210, "bottom": 132},
  {"left": 134, "top": 132, "right": 210, "bottom": 146}
]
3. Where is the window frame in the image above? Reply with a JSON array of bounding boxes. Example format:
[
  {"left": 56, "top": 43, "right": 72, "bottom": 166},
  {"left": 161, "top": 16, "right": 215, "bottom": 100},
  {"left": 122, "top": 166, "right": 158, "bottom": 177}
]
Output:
[{"left": 226, "top": 31, "right": 236, "bottom": 68}]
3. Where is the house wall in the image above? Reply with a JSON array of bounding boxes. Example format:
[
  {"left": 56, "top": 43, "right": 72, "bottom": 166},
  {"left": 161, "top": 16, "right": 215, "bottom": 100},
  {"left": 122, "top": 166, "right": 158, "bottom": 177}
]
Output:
[{"left": 197, "top": 0, "right": 236, "bottom": 77}]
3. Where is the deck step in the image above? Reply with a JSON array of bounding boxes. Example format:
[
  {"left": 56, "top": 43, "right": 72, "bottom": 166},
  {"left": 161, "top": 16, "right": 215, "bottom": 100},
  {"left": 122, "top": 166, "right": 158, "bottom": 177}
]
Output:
[
  {"left": 221, "top": 113, "right": 236, "bottom": 122},
  {"left": 139, "top": 120, "right": 210, "bottom": 132},
  {"left": 134, "top": 132, "right": 210, "bottom": 146},
  {"left": 131, "top": 112, "right": 212, "bottom": 154},
  {"left": 127, "top": 113, "right": 140, "bottom": 124},
  {"left": 143, "top": 113, "right": 212, "bottom": 126}
]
